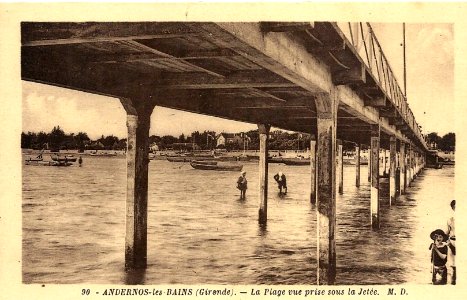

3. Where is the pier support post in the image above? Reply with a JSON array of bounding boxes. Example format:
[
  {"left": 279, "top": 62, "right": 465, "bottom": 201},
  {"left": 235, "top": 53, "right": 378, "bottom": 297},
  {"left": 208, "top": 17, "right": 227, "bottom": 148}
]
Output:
[
  {"left": 389, "top": 137, "right": 396, "bottom": 205},
  {"left": 370, "top": 124, "right": 380, "bottom": 229},
  {"left": 368, "top": 146, "right": 371, "bottom": 182},
  {"left": 408, "top": 145, "right": 413, "bottom": 186},
  {"left": 355, "top": 145, "right": 360, "bottom": 187},
  {"left": 310, "top": 139, "right": 316, "bottom": 204},
  {"left": 315, "top": 92, "right": 337, "bottom": 285},
  {"left": 120, "top": 98, "right": 155, "bottom": 270},
  {"left": 337, "top": 140, "right": 343, "bottom": 194},
  {"left": 400, "top": 142, "right": 406, "bottom": 194},
  {"left": 383, "top": 149, "right": 388, "bottom": 175},
  {"left": 258, "top": 123, "right": 270, "bottom": 225}
]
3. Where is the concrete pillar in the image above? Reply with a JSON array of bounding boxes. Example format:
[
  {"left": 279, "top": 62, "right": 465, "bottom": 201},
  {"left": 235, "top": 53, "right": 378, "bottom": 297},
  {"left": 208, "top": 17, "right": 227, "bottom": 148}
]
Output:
[
  {"left": 355, "top": 145, "right": 360, "bottom": 187},
  {"left": 257, "top": 124, "right": 270, "bottom": 225},
  {"left": 408, "top": 145, "right": 413, "bottom": 186},
  {"left": 315, "top": 92, "right": 337, "bottom": 285},
  {"left": 396, "top": 141, "right": 401, "bottom": 196},
  {"left": 120, "top": 99, "right": 154, "bottom": 270},
  {"left": 389, "top": 137, "right": 397, "bottom": 205},
  {"left": 310, "top": 139, "right": 316, "bottom": 204},
  {"left": 337, "top": 140, "right": 343, "bottom": 194},
  {"left": 400, "top": 142, "right": 406, "bottom": 194},
  {"left": 383, "top": 149, "right": 388, "bottom": 176},
  {"left": 368, "top": 147, "right": 371, "bottom": 182},
  {"left": 370, "top": 124, "right": 380, "bottom": 229}
]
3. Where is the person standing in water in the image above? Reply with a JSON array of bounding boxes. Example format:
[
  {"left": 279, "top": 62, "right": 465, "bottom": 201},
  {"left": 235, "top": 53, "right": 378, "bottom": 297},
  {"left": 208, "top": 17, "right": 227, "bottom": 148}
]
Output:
[
  {"left": 274, "top": 171, "right": 287, "bottom": 194},
  {"left": 445, "top": 200, "right": 456, "bottom": 284},
  {"left": 237, "top": 171, "right": 247, "bottom": 200}
]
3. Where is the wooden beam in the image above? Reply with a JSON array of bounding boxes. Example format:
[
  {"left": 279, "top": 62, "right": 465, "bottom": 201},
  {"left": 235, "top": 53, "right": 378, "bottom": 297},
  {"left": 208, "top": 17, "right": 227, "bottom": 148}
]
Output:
[
  {"left": 364, "top": 96, "right": 387, "bottom": 108},
  {"left": 21, "top": 22, "right": 198, "bottom": 46},
  {"left": 332, "top": 63, "right": 366, "bottom": 86},
  {"left": 260, "top": 22, "right": 315, "bottom": 33}
]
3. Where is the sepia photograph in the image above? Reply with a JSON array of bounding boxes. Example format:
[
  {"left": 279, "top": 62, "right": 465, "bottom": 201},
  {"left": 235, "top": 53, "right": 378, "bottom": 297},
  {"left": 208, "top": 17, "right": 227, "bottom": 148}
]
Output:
[{"left": 1, "top": 2, "right": 466, "bottom": 300}]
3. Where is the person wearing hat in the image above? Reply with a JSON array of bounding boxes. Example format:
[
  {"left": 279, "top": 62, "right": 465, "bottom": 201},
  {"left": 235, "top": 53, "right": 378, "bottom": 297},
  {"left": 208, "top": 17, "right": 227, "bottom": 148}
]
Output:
[
  {"left": 273, "top": 171, "right": 287, "bottom": 195},
  {"left": 237, "top": 171, "right": 247, "bottom": 199},
  {"left": 445, "top": 200, "right": 456, "bottom": 284},
  {"left": 429, "top": 229, "right": 448, "bottom": 285}
]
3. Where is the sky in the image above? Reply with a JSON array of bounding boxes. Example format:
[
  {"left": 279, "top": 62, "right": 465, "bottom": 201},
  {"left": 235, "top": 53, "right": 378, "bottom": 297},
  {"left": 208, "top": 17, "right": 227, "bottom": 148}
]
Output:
[{"left": 22, "top": 23, "right": 454, "bottom": 140}]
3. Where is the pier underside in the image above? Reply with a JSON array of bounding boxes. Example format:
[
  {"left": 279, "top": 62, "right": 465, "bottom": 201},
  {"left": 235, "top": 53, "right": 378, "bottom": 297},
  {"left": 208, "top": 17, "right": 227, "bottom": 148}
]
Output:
[{"left": 21, "top": 22, "right": 428, "bottom": 285}]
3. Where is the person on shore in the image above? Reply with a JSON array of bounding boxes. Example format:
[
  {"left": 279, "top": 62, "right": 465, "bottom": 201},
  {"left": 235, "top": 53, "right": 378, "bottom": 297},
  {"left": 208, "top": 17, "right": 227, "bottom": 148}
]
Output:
[
  {"left": 445, "top": 200, "right": 456, "bottom": 284},
  {"left": 429, "top": 229, "right": 448, "bottom": 285},
  {"left": 78, "top": 156, "right": 83, "bottom": 167},
  {"left": 273, "top": 171, "right": 287, "bottom": 194},
  {"left": 237, "top": 171, "right": 247, "bottom": 199}
]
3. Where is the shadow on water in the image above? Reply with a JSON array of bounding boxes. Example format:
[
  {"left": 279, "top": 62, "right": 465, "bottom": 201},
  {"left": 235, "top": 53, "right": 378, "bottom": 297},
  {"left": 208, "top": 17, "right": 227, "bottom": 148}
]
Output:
[
  {"left": 258, "top": 223, "right": 268, "bottom": 237},
  {"left": 124, "top": 268, "right": 147, "bottom": 285}
]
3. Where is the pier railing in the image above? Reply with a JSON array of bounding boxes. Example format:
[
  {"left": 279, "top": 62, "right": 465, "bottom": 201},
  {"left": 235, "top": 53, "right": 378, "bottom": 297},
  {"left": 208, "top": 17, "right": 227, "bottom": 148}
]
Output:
[{"left": 336, "top": 23, "right": 427, "bottom": 149}]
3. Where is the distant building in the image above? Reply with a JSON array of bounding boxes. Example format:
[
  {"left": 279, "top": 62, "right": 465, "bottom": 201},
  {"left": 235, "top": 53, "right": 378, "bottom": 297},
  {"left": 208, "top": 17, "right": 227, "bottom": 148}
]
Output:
[{"left": 216, "top": 133, "right": 243, "bottom": 148}]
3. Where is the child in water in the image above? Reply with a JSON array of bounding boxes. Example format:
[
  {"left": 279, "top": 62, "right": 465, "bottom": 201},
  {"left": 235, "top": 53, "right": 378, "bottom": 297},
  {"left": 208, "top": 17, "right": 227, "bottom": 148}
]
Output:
[{"left": 429, "top": 229, "right": 448, "bottom": 285}]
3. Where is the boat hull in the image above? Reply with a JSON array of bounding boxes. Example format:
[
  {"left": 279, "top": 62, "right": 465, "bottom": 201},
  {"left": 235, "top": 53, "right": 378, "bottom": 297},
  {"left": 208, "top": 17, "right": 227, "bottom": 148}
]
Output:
[{"left": 190, "top": 161, "right": 243, "bottom": 171}]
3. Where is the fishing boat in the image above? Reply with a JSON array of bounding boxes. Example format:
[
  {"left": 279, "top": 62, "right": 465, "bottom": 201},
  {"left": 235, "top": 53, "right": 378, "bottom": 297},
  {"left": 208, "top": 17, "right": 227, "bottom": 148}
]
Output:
[
  {"left": 282, "top": 157, "right": 310, "bottom": 165},
  {"left": 268, "top": 157, "right": 284, "bottom": 163},
  {"left": 190, "top": 161, "right": 243, "bottom": 171},
  {"left": 166, "top": 155, "right": 214, "bottom": 162},
  {"left": 25, "top": 159, "right": 72, "bottom": 167},
  {"left": 51, "top": 154, "right": 77, "bottom": 162}
]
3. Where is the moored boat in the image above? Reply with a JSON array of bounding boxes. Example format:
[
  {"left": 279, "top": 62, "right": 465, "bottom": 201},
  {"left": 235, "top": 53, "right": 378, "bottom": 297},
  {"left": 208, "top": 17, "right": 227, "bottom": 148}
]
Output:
[
  {"left": 190, "top": 161, "right": 243, "bottom": 171},
  {"left": 51, "top": 154, "right": 77, "bottom": 162},
  {"left": 25, "top": 160, "right": 72, "bottom": 166},
  {"left": 282, "top": 157, "right": 310, "bottom": 165}
]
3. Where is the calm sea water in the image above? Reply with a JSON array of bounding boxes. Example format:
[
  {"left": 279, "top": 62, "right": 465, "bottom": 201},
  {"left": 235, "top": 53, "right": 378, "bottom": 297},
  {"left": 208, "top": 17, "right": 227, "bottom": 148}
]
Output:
[{"left": 22, "top": 155, "right": 455, "bottom": 284}]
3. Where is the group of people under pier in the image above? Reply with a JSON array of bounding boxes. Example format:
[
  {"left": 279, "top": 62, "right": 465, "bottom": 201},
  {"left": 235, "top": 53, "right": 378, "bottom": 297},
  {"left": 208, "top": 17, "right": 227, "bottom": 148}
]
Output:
[{"left": 236, "top": 171, "right": 287, "bottom": 200}]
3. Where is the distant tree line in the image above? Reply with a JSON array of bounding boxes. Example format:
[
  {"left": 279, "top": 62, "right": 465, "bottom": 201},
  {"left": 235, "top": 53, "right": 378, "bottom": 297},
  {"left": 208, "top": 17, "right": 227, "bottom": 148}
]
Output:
[
  {"left": 22, "top": 127, "right": 317, "bottom": 152},
  {"left": 21, "top": 126, "right": 127, "bottom": 151},
  {"left": 425, "top": 132, "right": 455, "bottom": 151}
]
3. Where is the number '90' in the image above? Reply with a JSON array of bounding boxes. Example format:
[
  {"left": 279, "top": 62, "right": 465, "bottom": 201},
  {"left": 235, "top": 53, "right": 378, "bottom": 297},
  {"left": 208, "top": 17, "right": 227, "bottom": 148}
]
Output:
[{"left": 81, "top": 289, "right": 90, "bottom": 295}]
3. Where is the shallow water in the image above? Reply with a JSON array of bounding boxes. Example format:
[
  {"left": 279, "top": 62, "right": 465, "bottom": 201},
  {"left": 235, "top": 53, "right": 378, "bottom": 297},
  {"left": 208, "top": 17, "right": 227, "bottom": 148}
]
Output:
[{"left": 22, "top": 155, "right": 455, "bottom": 284}]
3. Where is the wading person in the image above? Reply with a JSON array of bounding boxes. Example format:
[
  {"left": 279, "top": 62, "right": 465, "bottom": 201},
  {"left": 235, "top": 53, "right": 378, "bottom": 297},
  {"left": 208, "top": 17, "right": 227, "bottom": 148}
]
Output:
[
  {"left": 273, "top": 171, "right": 287, "bottom": 194},
  {"left": 445, "top": 200, "right": 456, "bottom": 284},
  {"left": 429, "top": 229, "right": 448, "bottom": 285},
  {"left": 237, "top": 171, "right": 247, "bottom": 200}
]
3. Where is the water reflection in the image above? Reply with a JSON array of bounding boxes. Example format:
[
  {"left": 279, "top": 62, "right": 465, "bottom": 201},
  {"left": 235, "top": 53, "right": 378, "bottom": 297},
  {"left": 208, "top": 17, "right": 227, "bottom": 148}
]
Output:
[{"left": 124, "top": 268, "right": 146, "bottom": 285}]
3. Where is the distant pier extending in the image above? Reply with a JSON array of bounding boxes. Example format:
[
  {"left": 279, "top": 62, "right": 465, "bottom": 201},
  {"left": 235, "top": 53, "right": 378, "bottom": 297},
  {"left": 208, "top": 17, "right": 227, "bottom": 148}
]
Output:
[{"left": 22, "top": 22, "right": 429, "bottom": 285}]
